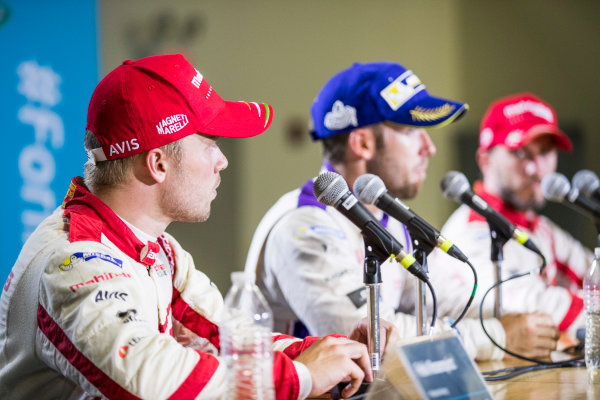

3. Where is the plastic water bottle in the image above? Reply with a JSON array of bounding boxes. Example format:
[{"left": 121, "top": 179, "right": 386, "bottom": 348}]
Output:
[
  {"left": 584, "top": 247, "right": 600, "bottom": 382},
  {"left": 220, "top": 272, "right": 274, "bottom": 399}
]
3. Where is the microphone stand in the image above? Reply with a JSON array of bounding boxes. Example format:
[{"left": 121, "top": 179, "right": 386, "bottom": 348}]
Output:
[
  {"left": 413, "top": 246, "right": 430, "bottom": 336},
  {"left": 405, "top": 228, "right": 435, "bottom": 336},
  {"left": 364, "top": 243, "right": 382, "bottom": 376},
  {"left": 489, "top": 228, "right": 509, "bottom": 318}
]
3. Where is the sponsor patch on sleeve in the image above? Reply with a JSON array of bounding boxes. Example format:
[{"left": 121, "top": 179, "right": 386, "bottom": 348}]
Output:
[
  {"left": 308, "top": 225, "right": 346, "bottom": 240},
  {"left": 61, "top": 252, "right": 123, "bottom": 271},
  {"left": 346, "top": 287, "right": 367, "bottom": 309}
]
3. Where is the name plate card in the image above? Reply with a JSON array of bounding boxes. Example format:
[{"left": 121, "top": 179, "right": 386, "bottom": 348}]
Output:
[{"left": 366, "top": 331, "right": 492, "bottom": 400}]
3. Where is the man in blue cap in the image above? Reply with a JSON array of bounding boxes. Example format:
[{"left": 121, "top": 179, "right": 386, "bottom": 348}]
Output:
[{"left": 245, "top": 62, "right": 559, "bottom": 360}]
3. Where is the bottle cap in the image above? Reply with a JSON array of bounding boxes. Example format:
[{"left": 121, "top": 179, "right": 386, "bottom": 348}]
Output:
[{"left": 231, "top": 271, "right": 253, "bottom": 286}]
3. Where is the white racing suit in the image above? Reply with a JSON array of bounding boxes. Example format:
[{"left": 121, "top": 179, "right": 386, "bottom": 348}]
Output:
[
  {"left": 245, "top": 165, "right": 507, "bottom": 361},
  {"left": 428, "top": 182, "right": 591, "bottom": 340},
  {"left": 0, "top": 177, "right": 317, "bottom": 400}
]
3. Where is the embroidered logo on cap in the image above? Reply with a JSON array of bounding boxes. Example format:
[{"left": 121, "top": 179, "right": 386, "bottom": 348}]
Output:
[
  {"left": 480, "top": 128, "right": 494, "bottom": 148},
  {"left": 324, "top": 100, "right": 358, "bottom": 130},
  {"left": 156, "top": 114, "right": 189, "bottom": 135},
  {"left": 506, "top": 130, "right": 524, "bottom": 147},
  {"left": 191, "top": 69, "right": 203, "bottom": 89},
  {"left": 503, "top": 100, "right": 554, "bottom": 123},
  {"left": 109, "top": 139, "right": 140, "bottom": 158},
  {"left": 410, "top": 104, "right": 455, "bottom": 122},
  {"left": 380, "top": 71, "right": 425, "bottom": 111}
]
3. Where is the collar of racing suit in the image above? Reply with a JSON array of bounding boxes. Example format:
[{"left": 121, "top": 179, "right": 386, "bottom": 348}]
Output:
[
  {"left": 469, "top": 181, "right": 540, "bottom": 232},
  {"left": 61, "top": 177, "right": 161, "bottom": 267}
]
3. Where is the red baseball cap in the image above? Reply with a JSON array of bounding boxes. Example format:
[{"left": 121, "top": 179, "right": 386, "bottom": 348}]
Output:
[
  {"left": 86, "top": 54, "right": 273, "bottom": 161},
  {"left": 478, "top": 93, "right": 572, "bottom": 152}
]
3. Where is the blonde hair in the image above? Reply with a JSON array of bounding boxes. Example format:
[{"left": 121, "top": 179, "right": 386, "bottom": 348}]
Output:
[{"left": 83, "top": 129, "right": 182, "bottom": 193}]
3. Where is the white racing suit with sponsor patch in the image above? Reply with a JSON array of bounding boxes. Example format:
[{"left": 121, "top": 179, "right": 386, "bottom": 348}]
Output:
[
  {"left": 244, "top": 166, "right": 507, "bottom": 361},
  {"left": 428, "top": 182, "right": 591, "bottom": 340},
  {"left": 0, "top": 177, "right": 318, "bottom": 400}
]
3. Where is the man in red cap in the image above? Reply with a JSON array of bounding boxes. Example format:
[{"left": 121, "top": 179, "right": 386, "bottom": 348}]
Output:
[
  {"left": 430, "top": 93, "right": 592, "bottom": 346},
  {"left": 0, "top": 54, "right": 383, "bottom": 400}
]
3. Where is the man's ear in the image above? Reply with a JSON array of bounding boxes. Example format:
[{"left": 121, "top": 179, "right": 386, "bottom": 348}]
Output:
[
  {"left": 145, "top": 148, "right": 169, "bottom": 183},
  {"left": 347, "top": 127, "right": 377, "bottom": 161}
]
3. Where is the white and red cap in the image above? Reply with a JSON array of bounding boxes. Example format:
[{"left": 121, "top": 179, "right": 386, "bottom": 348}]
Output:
[
  {"left": 86, "top": 54, "right": 273, "bottom": 161},
  {"left": 478, "top": 92, "right": 572, "bottom": 152}
]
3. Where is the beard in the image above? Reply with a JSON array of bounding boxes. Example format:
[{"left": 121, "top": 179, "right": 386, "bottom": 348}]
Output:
[
  {"left": 389, "top": 182, "right": 420, "bottom": 200},
  {"left": 501, "top": 187, "right": 545, "bottom": 211}
]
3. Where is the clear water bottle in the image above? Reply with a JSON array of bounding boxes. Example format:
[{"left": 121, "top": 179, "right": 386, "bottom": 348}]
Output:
[
  {"left": 220, "top": 272, "right": 274, "bottom": 400},
  {"left": 585, "top": 247, "right": 600, "bottom": 382}
]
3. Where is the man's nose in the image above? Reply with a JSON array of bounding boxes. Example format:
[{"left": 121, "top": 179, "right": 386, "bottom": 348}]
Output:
[
  {"left": 420, "top": 130, "right": 436, "bottom": 157},
  {"left": 216, "top": 150, "right": 228, "bottom": 172}
]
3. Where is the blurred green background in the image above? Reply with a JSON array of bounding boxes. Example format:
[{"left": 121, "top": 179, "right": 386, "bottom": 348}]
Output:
[{"left": 98, "top": 0, "right": 600, "bottom": 294}]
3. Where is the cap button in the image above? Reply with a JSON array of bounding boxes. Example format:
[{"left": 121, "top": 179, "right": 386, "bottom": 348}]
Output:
[{"left": 122, "top": 60, "right": 133, "bottom": 65}]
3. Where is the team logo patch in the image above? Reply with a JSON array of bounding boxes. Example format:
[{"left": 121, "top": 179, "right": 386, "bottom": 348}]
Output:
[
  {"left": 503, "top": 100, "right": 553, "bottom": 122},
  {"left": 191, "top": 68, "right": 203, "bottom": 89},
  {"left": 3, "top": 271, "right": 14, "bottom": 293},
  {"left": 380, "top": 71, "right": 424, "bottom": 111},
  {"left": 61, "top": 252, "right": 123, "bottom": 271},
  {"left": 479, "top": 128, "right": 494, "bottom": 148},
  {"left": 69, "top": 271, "right": 132, "bottom": 292},
  {"left": 118, "top": 345, "right": 128, "bottom": 358},
  {"left": 308, "top": 225, "right": 346, "bottom": 240},
  {"left": 108, "top": 139, "right": 139, "bottom": 158},
  {"left": 61, "top": 180, "right": 77, "bottom": 208},
  {"left": 155, "top": 114, "right": 189, "bottom": 135},
  {"left": 95, "top": 290, "right": 128, "bottom": 302},
  {"left": 117, "top": 309, "right": 141, "bottom": 323},
  {"left": 409, "top": 104, "right": 455, "bottom": 122},
  {"left": 346, "top": 287, "right": 367, "bottom": 309},
  {"left": 505, "top": 130, "right": 524, "bottom": 147},
  {"left": 242, "top": 102, "right": 271, "bottom": 128},
  {"left": 324, "top": 100, "right": 358, "bottom": 131}
]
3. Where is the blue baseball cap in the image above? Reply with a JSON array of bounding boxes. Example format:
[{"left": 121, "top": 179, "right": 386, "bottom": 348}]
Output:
[{"left": 310, "top": 62, "right": 469, "bottom": 140}]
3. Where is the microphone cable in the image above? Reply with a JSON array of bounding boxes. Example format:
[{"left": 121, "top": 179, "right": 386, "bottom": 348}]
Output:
[
  {"left": 450, "top": 259, "right": 478, "bottom": 329},
  {"left": 477, "top": 255, "right": 583, "bottom": 381},
  {"left": 424, "top": 277, "right": 438, "bottom": 329},
  {"left": 407, "top": 223, "right": 478, "bottom": 329},
  {"left": 481, "top": 357, "right": 584, "bottom": 381}
]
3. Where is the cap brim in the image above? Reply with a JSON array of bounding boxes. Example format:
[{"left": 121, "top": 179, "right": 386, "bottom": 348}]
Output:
[
  {"left": 202, "top": 101, "right": 273, "bottom": 138},
  {"left": 389, "top": 92, "right": 469, "bottom": 129},
  {"left": 524, "top": 124, "right": 573, "bottom": 151}
]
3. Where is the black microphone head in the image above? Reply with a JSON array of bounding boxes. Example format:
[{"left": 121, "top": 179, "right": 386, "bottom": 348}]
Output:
[
  {"left": 572, "top": 170, "right": 600, "bottom": 198},
  {"left": 440, "top": 171, "right": 471, "bottom": 202},
  {"left": 354, "top": 174, "right": 386, "bottom": 205},
  {"left": 541, "top": 172, "right": 570, "bottom": 202},
  {"left": 313, "top": 171, "right": 349, "bottom": 206}
]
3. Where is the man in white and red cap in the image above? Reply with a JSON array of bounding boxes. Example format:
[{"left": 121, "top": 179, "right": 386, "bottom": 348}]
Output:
[
  {"left": 0, "top": 54, "right": 384, "bottom": 400},
  {"left": 430, "top": 92, "right": 592, "bottom": 346}
]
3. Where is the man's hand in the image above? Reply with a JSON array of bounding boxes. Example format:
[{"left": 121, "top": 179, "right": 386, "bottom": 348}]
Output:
[
  {"left": 294, "top": 336, "right": 372, "bottom": 398},
  {"left": 348, "top": 317, "right": 399, "bottom": 358},
  {"left": 499, "top": 312, "right": 559, "bottom": 359}
]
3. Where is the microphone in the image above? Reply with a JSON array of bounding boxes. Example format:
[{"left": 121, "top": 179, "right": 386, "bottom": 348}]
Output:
[
  {"left": 542, "top": 172, "right": 600, "bottom": 219},
  {"left": 313, "top": 171, "right": 428, "bottom": 282},
  {"left": 440, "top": 171, "right": 543, "bottom": 256},
  {"left": 354, "top": 173, "right": 468, "bottom": 262},
  {"left": 572, "top": 169, "right": 600, "bottom": 203}
]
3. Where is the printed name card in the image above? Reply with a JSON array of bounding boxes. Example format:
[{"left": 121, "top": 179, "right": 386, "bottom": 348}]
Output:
[{"left": 366, "top": 331, "right": 492, "bottom": 400}]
